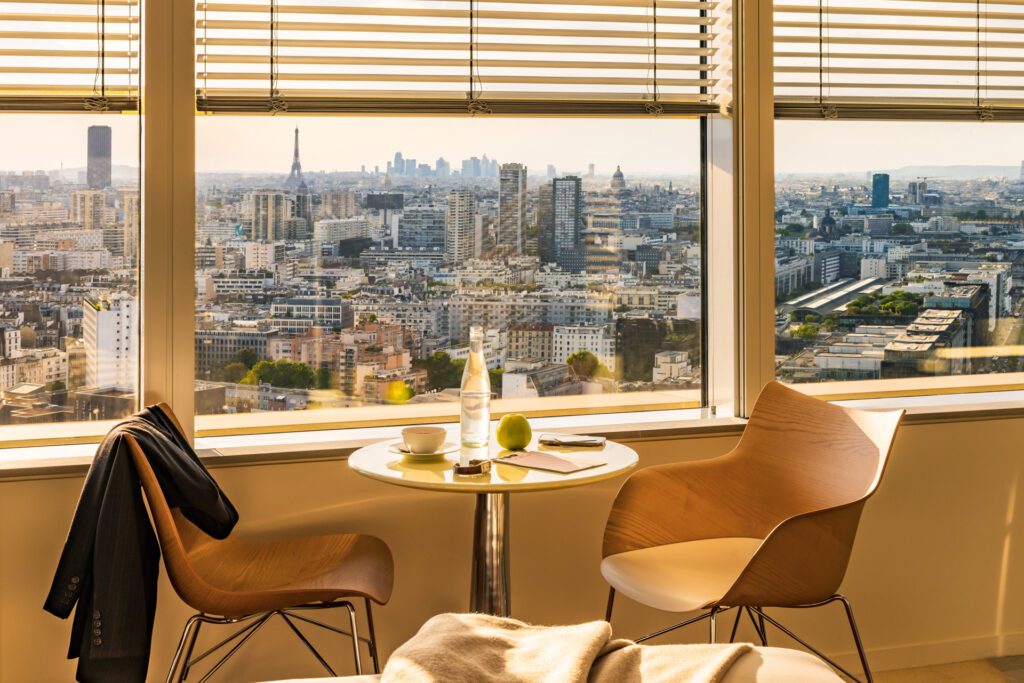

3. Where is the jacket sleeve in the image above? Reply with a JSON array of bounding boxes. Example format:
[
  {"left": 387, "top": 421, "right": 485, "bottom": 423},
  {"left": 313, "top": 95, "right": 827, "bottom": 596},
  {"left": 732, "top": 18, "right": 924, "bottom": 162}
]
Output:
[{"left": 43, "top": 433, "right": 118, "bottom": 619}]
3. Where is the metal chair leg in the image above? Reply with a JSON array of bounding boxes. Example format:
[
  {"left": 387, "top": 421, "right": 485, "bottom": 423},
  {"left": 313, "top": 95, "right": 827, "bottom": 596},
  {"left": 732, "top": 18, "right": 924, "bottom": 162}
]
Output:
[
  {"left": 344, "top": 602, "right": 364, "bottom": 675},
  {"left": 836, "top": 594, "right": 874, "bottom": 683},
  {"left": 749, "top": 605, "right": 865, "bottom": 683},
  {"left": 605, "top": 588, "right": 616, "bottom": 622},
  {"left": 709, "top": 607, "right": 718, "bottom": 643},
  {"left": 745, "top": 607, "right": 767, "bottom": 646},
  {"left": 180, "top": 620, "right": 202, "bottom": 681},
  {"left": 166, "top": 615, "right": 202, "bottom": 683},
  {"left": 728, "top": 607, "right": 742, "bottom": 643},
  {"left": 365, "top": 598, "right": 381, "bottom": 674}
]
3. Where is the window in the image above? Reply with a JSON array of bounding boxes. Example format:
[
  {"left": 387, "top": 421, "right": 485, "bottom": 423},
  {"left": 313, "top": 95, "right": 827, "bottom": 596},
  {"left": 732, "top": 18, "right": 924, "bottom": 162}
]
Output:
[
  {"left": 190, "top": 0, "right": 731, "bottom": 432},
  {"left": 773, "top": 0, "right": 1024, "bottom": 394},
  {"left": 194, "top": 116, "right": 705, "bottom": 427},
  {"left": 0, "top": 0, "right": 140, "bottom": 429}
]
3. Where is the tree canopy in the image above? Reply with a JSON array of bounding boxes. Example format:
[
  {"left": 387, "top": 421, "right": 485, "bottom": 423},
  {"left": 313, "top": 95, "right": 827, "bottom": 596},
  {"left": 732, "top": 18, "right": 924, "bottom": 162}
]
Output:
[{"left": 241, "top": 359, "right": 315, "bottom": 389}]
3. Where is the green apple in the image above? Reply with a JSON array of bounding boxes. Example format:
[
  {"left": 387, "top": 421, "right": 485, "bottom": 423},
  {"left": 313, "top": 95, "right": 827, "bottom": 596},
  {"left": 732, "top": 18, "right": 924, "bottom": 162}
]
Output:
[{"left": 496, "top": 413, "right": 532, "bottom": 451}]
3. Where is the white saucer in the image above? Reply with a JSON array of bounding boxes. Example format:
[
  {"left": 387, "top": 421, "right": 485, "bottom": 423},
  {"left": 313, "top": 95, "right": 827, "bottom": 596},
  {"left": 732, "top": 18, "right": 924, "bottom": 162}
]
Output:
[{"left": 388, "top": 441, "right": 460, "bottom": 462}]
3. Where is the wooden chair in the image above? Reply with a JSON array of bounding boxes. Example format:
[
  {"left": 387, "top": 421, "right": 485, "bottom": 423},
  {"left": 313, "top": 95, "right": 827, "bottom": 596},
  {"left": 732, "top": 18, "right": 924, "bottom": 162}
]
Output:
[
  {"left": 128, "top": 403, "right": 393, "bottom": 683},
  {"left": 601, "top": 382, "right": 904, "bottom": 683}
]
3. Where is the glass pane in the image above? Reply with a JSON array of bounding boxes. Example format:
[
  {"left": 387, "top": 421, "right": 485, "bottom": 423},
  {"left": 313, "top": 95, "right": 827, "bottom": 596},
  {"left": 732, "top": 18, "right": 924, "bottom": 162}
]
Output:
[
  {"left": 775, "top": 120, "right": 1024, "bottom": 386},
  {"left": 0, "top": 115, "right": 140, "bottom": 425},
  {"left": 194, "top": 117, "right": 702, "bottom": 426}
]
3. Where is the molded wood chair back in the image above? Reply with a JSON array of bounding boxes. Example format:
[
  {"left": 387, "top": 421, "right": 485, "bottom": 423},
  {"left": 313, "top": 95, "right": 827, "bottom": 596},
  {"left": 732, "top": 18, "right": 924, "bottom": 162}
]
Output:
[{"left": 604, "top": 381, "right": 904, "bottom": 606}]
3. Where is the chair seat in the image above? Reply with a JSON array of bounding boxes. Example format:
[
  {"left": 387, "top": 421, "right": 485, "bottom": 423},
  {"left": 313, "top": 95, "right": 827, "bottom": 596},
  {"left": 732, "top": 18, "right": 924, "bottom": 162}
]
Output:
[
  {"left": 601, "top": 537, "right": 763, "bottom": 613},
  {"left": 185, "top": 530, "right": 393, "bottom": 617}
]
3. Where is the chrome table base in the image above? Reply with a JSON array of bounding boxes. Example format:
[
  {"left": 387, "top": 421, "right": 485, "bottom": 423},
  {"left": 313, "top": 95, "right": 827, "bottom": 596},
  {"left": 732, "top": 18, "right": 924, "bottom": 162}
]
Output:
[{"left": 471, "top": 492, "right": 511, "bottom": 616}]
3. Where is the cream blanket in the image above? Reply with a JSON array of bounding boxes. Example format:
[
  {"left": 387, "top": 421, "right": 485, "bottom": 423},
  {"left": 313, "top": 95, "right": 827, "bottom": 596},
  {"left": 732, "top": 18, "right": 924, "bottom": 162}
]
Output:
[{"left": 381, "top": 613, "right": 751, "bottom": 683}]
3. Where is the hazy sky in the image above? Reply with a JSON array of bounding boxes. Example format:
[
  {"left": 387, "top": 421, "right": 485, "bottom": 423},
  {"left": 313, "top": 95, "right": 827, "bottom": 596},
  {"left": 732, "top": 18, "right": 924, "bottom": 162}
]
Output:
[{"left": 1, "top": 114, "right": 1022, "bottom": 175}]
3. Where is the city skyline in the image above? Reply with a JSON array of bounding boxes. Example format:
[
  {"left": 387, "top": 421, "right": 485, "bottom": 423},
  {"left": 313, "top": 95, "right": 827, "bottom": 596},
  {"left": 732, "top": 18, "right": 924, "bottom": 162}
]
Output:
[{"left": 3, "top": 115, "right": 1024, "bottom": 175}]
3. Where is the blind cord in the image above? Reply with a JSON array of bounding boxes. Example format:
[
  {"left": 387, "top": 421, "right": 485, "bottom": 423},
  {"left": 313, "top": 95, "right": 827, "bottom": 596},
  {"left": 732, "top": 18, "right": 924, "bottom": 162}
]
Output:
[
  {"left": 646, "top": 0, "right": 663, "bottom": 115},
  {"left": 269, "top": 0, "right": 286, "bottom": 113},
  {"left": 467, "top": 0, "right": 490, "bottom": 115},
  {"left": 86, "top": 0, "right": 109, "bottom": 110}
]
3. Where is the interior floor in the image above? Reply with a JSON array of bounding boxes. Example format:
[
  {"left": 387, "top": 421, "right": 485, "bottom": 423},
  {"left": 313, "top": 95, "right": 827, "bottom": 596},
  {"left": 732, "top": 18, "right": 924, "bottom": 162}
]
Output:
[{"left": 877, "top": 656, "right": 1024, "bottom": 682}]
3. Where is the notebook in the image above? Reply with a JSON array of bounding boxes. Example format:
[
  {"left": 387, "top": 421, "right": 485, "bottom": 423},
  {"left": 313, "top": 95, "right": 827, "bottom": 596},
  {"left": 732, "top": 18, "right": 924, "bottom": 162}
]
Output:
[{"left": 495, "top": 451, "right": 606, "bottom": 474}]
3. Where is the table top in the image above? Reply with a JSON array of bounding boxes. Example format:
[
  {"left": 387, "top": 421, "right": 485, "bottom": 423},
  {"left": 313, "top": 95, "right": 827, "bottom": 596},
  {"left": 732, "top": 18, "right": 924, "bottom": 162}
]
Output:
[{"left": 348, "top": 434, "right": 638, "bottom": 494}]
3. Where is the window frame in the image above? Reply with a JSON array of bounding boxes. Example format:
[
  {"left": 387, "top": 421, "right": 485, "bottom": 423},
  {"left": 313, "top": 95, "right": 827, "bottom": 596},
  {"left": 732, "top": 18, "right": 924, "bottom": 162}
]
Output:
[{"left": 7, "top": 0, "right": 1022, "bottom": 450}]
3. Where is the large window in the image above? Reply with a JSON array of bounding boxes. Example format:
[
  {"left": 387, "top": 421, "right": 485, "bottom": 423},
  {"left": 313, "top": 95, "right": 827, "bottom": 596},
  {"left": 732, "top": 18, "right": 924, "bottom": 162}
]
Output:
[
  {"left": 0, "top": 0, "right": 141, "bottom": 429},
  {"left": 774, "top": 121, "right": 1024, "bottom": 387},
  {"left": 194, "top": 116, "right": 704, "bottom": 424}
]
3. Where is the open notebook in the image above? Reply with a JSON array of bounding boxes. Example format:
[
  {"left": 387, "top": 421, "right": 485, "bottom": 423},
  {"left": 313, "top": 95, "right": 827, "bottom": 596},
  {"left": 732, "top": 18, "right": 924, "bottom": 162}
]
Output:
[{"left": 495, "top": 451, "right": 606, "bottom": 474}]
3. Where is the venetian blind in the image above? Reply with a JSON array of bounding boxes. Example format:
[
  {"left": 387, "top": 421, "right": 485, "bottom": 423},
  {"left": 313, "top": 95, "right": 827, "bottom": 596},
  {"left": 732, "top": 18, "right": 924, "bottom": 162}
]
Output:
[
  {"left": 195, "top": 0, "right": 732, "bottom": 115},
  {"left": 774, "top": 0, "right": 1024, "bottom": 120},
  {"left": 0, "top": 0, "right": 139, "bottom": 111}
]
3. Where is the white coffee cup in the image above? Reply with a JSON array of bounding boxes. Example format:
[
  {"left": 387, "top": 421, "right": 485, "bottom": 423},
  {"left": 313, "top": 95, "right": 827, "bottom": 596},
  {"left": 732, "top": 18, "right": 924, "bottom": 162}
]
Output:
[{"left": 401, "top": 426, "right": 446, "bottom": 454}]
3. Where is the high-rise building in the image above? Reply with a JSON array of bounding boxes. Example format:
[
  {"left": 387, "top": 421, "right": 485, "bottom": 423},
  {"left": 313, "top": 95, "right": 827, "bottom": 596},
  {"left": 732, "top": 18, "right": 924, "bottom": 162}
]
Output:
[
  {"left": 250, "top": 190, "right": 292, "bottom": 240},
  {"left": 537, "top": 181, "right": 555, "bottom": 264},
  {"left": 498, "top": 163, "right": 528, "bottom": 254},
  {"left": 393, "top": 152, "right": 405, "bottom": 175},
  {"left": 294, "top": 183, "right": 313, "bottom": 234},
  {"left": 872, "top": 173, "right": 890, "bottom": 208},
  {"left": 552, "top": 176, "right": 585, "bottom": 273},
  {"left": 83, "top": 293, "right": 137, "bottom": 390},
  {"left": 445, "top": 189, "right": 476, "bottom": 263},
  {"left": 435, "top": 157, "right": 450, "bottom": 177},
  {"left": 87, "top": 126, "right": 112, "bottom": 190},
  {"left": 398, "top": 205, "right": 446, "bottom": 251},
  {"left": 71, "top": 190, "right": 106, "bottom": 231},
  {"left": 120, "top": 190, "right": 139, "bottom": 264},
  {"left": 907, "top": 180, "right": 928, "bottom": 205},
  {"left": 285, "top": 127, "right": 305, "bottom": 191},
  {"left": 321, "top": 189, "right": 359, "bottom": 218}
]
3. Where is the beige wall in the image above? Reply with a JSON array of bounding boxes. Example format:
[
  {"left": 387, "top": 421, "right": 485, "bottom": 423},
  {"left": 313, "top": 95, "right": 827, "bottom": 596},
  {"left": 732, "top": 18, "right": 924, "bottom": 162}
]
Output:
[{"left": 2, "top": 416, "right": 1023, "bottom": 681}]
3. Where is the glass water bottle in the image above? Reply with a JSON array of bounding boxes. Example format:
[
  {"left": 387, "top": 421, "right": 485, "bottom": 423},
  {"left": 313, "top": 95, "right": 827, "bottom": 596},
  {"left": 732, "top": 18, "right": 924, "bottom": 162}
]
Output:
[{"left": 460, "top": 326, "right": 491, "bottom": 448}]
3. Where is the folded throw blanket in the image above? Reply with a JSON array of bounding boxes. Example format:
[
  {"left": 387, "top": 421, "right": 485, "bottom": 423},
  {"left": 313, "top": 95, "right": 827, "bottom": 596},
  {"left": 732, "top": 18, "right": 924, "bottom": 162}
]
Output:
[{"left": 381, "top": 613, "right": 751, "bottom": 683}]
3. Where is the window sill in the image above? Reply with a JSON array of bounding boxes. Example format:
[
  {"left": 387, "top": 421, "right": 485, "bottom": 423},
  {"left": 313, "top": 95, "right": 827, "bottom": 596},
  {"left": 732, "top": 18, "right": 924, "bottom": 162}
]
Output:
[
  {"left": 0, "top": 409, "right": 741, "bottom": 480},
  {"left": 3, "top": 392, "right": 1024, "bottom": 480}
]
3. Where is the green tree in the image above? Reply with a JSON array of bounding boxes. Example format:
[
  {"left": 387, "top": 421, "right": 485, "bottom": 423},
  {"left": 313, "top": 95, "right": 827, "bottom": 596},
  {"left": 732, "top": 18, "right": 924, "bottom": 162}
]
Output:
[
  {"left": 793, "top": 323, "right": 820, "bottom": 340},
  {"left": 231, "top": 348, "right": 259, "bottom": 369},
  {"left": 241, "top": 360, "right": 315, "bottom": 389},
  {"left": 891, "top": 223, "right": 914, "bottom": 235},
  {"left": 314, "top": 367, "right": 332, "bottom": 390},
  {"left": 220, "top": 361, "right": 248, "bottom": 383},
  {"left": 567, "top": 350, "right": 610, "bottom": 380},
  {"left": 489, "top": 368, "right": 503, "bottom": 390},
  {"left": 414, "top": 352, "right": 466, "bottom": 390}
]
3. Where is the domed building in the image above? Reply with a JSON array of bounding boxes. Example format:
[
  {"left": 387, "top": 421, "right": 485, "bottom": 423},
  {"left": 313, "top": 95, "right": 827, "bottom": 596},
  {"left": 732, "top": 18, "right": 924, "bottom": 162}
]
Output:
[{"left": 610, "top": 165, "right": 626, "bottom": 192}]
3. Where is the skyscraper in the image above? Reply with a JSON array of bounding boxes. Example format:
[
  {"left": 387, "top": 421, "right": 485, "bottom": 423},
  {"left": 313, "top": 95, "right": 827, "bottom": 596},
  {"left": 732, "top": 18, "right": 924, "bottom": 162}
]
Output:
[
  {"left": 537, "top": 181, "right": 555, "bottom": 264},
  {"left": 393, "top": 152, "right": 405, "bottom": 176},
  {"left": 552, "top": 176, "right": 584, "bottom": 273},
  {"left": 250, "top": 190, "right": 293, "bottom": 240},
  {"left": 498, "top": 163, "right": 528, "bottom": 254},
  {"left": 285, "top": 127, "right": 304, "bottom": 191},
  {"left": 71, "top": 190, "right": 106, "bottom": 231},
  {"left": 87, "top": 126, "right": 112, "bottom": 190},
  {"left": 871, "top": 173, "right": 890, "bottom": 208},
  {"left": 445, "top": 189, "right": 476, "bottom": 263},
  {"left": 83, "top": 293, "right": 137, "bottom": 390}
]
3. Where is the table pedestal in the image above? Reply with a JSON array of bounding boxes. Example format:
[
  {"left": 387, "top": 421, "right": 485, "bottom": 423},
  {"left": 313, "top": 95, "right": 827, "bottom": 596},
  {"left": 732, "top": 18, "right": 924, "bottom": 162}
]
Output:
[{"left": 470, "top": 492, "right": 510, "bottom": 616}]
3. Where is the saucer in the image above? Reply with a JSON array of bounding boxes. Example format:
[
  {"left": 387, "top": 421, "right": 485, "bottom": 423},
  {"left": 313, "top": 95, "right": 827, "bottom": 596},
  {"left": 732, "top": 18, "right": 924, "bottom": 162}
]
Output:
[{"left": 388, "top": 441, "right": 459, "bottom": 462}]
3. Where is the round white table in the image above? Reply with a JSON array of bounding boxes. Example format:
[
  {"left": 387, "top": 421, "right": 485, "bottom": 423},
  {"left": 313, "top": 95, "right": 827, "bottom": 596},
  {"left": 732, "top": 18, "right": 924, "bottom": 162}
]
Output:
[{"left": 348, "top": 435, "right": 638, "bottom": 616}]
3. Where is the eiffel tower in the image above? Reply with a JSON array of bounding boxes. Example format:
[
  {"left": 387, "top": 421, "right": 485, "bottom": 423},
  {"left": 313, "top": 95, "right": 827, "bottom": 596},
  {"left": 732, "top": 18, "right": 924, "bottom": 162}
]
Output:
[{"left": 284, "top": 127, "right": 304, "bottom": 191}]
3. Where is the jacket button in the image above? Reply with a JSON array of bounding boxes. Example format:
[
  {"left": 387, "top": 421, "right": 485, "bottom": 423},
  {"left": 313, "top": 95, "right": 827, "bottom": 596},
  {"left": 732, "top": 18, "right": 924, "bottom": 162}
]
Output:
[
  {"left": 70, "top": 576, "right": 80, "bottom": 584},
  {"left": 93, "top": 638, "right": 102, "bottom": 646},
  {"left": 93, "top": 628, "right": 102, "bottom": 636},
  {"left": 93, "top": 610, "right": 101, "bottom": 619},
  {"left": 93, "top": 620, "right": 102, "bottom": 628},
  {"left": 67, "top": 584, "right": 77, "bottom": 591},
  {"left": 64, "top": 591, "right": 72, "bottom": 598}
]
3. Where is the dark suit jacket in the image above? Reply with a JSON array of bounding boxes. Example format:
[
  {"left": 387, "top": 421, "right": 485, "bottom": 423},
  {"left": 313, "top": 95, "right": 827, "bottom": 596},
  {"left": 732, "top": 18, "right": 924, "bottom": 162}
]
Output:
[{"left": 44, "top": 405, "right": 238, "bottom": 683}]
